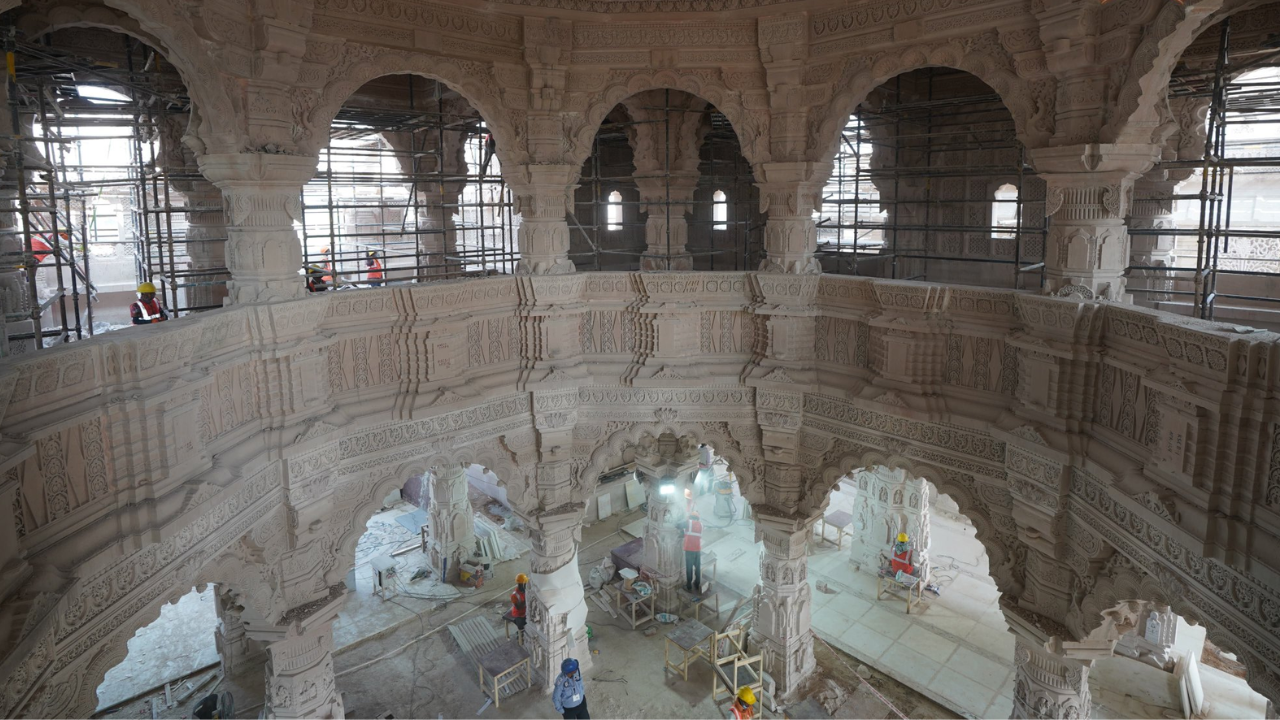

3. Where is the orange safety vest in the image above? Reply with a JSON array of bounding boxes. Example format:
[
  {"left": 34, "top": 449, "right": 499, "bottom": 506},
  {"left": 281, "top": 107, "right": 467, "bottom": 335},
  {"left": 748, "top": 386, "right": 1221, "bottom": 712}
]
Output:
[
  {"left": 510, "top": 588, "right": 526, "bottom": 618},
  {"left": 731, "top": 702, "right": 753, "bottom": 720},
  {"left": 891, "top": 547, "right": 914, "bottom": 575},
  {"left": 683, "top": 519, "right": 702, "bottom": 552},
  {"left": 367, "top": 258, "right": 383, "bottom": 280},
  {"left": 132, "top": 298, "right": 167, "bottom": 323}
]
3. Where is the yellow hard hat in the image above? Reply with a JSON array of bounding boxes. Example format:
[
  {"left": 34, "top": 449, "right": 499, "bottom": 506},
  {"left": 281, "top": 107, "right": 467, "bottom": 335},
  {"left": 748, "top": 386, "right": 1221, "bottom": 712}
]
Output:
[
  {"left": 516, "top": 573, "right": 529, "bottom": 584},
  {"left": 738, "top": 687, "right": 756, "bottom": 705},
  {"left": 897, "top": 533, "right": 909, "bottom": 543},
  {"left": 137, "top": 282, "right": 156, "bottom": 294}
]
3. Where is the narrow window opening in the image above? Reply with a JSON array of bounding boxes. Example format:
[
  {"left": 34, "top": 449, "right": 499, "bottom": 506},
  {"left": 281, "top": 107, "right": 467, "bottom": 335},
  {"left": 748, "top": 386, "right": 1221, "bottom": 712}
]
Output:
[
  {"left": 713, "top": 190, "right": 728, "bottom": 231},
  {"left": 607, "top": 190, "right": 623, "bottom": 231},
  {"left": 992, "top": 184, "right": 1019, "bottom": 240}
]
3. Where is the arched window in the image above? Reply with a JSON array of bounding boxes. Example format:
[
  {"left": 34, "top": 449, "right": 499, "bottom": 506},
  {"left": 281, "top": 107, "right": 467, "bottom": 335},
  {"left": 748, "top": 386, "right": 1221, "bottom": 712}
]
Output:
[
  {"left": 992, "top": 183, "right": 1019, "bottom": 240},
  {"left": 607, "top": 190, "right": 623, "bottom": 231},
  {"left": 713, "top": 190, "right": 728, "bottom": 231}
]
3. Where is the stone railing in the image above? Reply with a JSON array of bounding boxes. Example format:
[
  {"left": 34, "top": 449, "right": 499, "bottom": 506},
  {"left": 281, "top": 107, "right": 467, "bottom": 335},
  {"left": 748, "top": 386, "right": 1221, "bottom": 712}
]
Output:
[{"left": 2, "top": 271, "right": 1280, "bottom": 715}]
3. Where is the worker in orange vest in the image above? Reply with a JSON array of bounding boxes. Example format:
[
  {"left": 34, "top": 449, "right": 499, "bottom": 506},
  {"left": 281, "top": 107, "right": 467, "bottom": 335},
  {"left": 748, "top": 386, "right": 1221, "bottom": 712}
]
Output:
[
  {"left": 131, "top": 282, "right": 169, "bottom": 324},
  {"left": 510, "top": 573, "right": 528, "bottom": 634},
  {"left": 683, "top": 509, "right": 703, "bottom": 592},
  {"left": 731, "top": 687, "right": 756, "bottom": 719},
  {"left": 365, "top": 251, "right": 384, "bottom": 287},
  {"left": 890, "top": 532, "right": 915, "bottom": 575}
]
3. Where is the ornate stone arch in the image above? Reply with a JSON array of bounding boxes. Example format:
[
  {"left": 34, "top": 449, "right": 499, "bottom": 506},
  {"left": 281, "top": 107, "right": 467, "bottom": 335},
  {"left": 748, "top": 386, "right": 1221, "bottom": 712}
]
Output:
[
  {"left": 323, "top": 440, "right": 532, "bottom": 587},
  {"left": 299, "top": 45, "right": 525, "bottom": 166},
  {"left": 575, "top": 420, "right": 763, "bottom": 496},
  {"left": 807, "top": 441, "right": 1021, "bottom": 595},
  {"left": 10, "top": 0, "right": 243, "bottom": 153},
  {"left": 806, "top": 36, "right": 1051, "bottom": 167},
  {"left": 567, "top": 69, "right": 770, "bottom": 172},
  {"left": 1104, "top": 0, "right": 1271, "bottom": 145},
  {"left": 1070, "top": 552, "right": 1280, "bottom": 705}
]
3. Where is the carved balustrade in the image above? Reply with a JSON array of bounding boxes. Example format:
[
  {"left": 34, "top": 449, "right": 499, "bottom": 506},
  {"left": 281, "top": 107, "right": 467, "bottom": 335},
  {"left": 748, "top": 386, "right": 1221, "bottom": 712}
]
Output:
[{"left": 1, "top": 270, "right": 1279, "bottom": 715}]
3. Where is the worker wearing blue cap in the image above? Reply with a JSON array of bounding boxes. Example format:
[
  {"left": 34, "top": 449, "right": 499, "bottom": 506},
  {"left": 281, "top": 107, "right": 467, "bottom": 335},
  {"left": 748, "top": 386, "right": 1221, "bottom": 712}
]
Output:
[{"left": 553, "top": 657, "right": 589, "bottom": 718}]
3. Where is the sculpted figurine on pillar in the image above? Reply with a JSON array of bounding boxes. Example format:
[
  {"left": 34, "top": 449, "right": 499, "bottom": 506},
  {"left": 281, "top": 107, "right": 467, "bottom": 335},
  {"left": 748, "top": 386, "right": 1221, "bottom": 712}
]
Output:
[{"left": 621, "top": 90, "right": 711, "bottom": 271}]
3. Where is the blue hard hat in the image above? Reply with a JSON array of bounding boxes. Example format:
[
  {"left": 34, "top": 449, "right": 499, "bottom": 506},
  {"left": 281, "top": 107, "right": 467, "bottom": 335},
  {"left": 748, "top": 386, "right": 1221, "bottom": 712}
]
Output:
[{"left": 562, "top": 658, "right": 579, "bottom": 675}]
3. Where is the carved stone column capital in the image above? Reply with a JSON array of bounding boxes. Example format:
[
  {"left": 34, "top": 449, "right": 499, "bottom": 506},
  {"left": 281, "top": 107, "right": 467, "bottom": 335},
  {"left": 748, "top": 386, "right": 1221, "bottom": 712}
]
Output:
[
  {"left": 1028, "top": 144, "right": 1160, "bottom": 301},
  {"left": 505, "top": 163, "right": 577, "bottom": 276},
  {"left": 1007, "top": 610, "right": 1094, "bottom": 720},
  {"left": 245, "top": 586, "right": 346, "bottom": 719},
  {"left": 755, "top": 161, "right": 832, "bottom": 274},
  {"left": 522, "top": 503, "right": 590, "bottom": 691},
  {"left": 197, "top": 153, "right": 318, "bottom": 305}
]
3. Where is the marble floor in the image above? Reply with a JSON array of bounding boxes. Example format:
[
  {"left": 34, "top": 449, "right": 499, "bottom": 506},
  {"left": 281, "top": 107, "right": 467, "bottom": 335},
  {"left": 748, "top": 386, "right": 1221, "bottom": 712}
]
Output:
[{"left": 694, "top": 474, "right": 1267, "bottom": 720}]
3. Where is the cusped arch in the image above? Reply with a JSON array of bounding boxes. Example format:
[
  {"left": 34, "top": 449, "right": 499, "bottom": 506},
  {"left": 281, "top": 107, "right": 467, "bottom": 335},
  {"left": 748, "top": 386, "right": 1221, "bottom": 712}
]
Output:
[
  {"left": 325, "top": 442, "right": 531, "bottom": 587},
  {"left": 811, "top": 443, "right": 1019, "bottom": 593},
  {"left": 577, "top": 420, "right": 762, "bottom": 497},
  {"left": 13, "top": 0, "right": 243, "bottom": 153},
  {"left": 569, "top": 70, "right": 770, "bottom": 171},
  {"left": 807, "top": 41, "right": 1051, "bottom": 167},
  {"left": 302, "top": 48, "right": 525, "bottom": 166},
  {"left": 1104, "top": 0, "right": 1270, "bottom": 145}
]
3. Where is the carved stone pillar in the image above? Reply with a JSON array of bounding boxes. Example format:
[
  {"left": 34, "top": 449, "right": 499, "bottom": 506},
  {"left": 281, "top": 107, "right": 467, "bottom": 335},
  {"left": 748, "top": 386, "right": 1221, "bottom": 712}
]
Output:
[
  {"left": 158, "top": 113, "right": 228, "bottom": 310},
  {"left": 752, "top": 510, "right": 818, "bottom": 698},
  {"left": 247, "top": 589, "right": 345, "bottom": 719},
  {"left": 525, "top": 505, "right": 590, "bottom": 691},
  {"left": 621, "top": 90, "right": 709, "bottom": 271},
  {"left": 386, "top": 121, "right": 468, "bottom": 277},
  {"left": 1009, "top": 620, "right": 1094, "bottom": 720},
  {"left": 214, "top": 585, "right": 266, "bottom": 678},
  {"left": 0, "top": 79, "right": 33, "bottom": 355},
  {"left": 506, "top": 163, "right": 576, "bottom": 275},
  {"left": 847, "top": 467, "right": 931, "bottom": 574},
  {"left": 1127, "top": 176, "right": 1179, "bottom": 305},
  {"left": 197, "top": 153, "right": 317, "bottom": 304},
  {"left": 635, "top": 433, "right": 700, "bottom": 612},
  {"left": 426, "top": 464, "right": 474, "bottom": 583},
  {"left": 755, "top": 161, "right": 830, "bottom": 274},
  {"left": 1029, "top": 144, "right": 1159, "bottom": 301}
]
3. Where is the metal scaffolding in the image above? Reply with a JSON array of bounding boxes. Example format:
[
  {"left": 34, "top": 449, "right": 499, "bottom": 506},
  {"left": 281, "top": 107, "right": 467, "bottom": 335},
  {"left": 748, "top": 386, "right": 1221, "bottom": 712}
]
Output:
[
  {"left": 301, "top": 78, "right": 518, "bottom": 286},
  {"left": 0, "top": 28, "right": 207, "bottom": 353},
  {"left": 1128, "top": 16, "right": 1280, "bottom": 322},
  {"left": 816, "top": 68, "right": 1047, "bottom": 290},
  {"left": 570, "top": 94, "right": 763, "bottom": 271}
]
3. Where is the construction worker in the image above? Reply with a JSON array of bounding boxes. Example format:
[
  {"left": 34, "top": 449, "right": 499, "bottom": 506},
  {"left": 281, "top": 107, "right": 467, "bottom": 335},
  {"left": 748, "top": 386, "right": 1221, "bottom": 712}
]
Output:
[
  {"left": 365, "top": 251, "right": 384, "bottom": 287},
  {"left": 731, "top": 687, "right": 756, "bottom": 719},
  {"left": 509, "top": 573, "right": 528, "bottom": 634},
  {"left": 320, "top": 246, "right": 335, "bottom": 283},
  {"left": 890, "top": 532, "right": 915, "bottom": 575},
  {"left": 131, "top": 282, "right": 169, "bottom": 324},
  {"left": 553, "top": 657, "right": 589, "bottom": 719},
  {"left": 305, "top": 266, "right": 328, "bottom": 293},
  {"left": 684, "top": 509, "right": 703, "bottom": 592}
]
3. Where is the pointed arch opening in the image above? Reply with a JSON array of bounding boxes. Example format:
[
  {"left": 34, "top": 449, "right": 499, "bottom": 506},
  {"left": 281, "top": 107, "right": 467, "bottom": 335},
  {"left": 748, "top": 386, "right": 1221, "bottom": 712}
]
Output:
[
  {"left": 815, "top": 68, "right": 1046, "bottom": 290},
  {"left": 302, "top": 74, "right": 519, "bottom": 288},
  {"left": 570, "top": 89, "right": 761, "bottom": 272}
]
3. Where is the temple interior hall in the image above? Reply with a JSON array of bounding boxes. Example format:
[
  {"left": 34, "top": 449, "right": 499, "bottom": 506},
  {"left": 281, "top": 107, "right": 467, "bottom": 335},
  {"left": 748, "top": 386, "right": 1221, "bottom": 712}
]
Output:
[{"left": 5, "top": 1, "right": 1280, "bottom": 719}]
